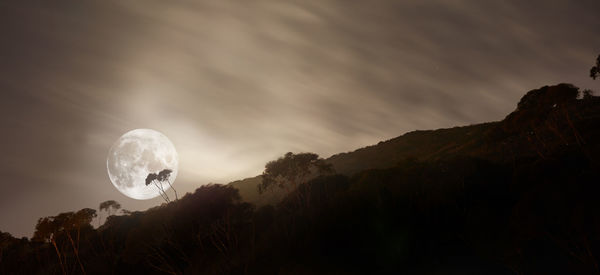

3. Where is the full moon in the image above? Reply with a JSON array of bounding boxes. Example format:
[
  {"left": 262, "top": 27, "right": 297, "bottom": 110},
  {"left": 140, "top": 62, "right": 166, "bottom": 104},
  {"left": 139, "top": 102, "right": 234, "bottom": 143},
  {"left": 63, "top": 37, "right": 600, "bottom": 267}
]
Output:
[{"left": 106, "top": 129, "right": 179, "bottom": 200}]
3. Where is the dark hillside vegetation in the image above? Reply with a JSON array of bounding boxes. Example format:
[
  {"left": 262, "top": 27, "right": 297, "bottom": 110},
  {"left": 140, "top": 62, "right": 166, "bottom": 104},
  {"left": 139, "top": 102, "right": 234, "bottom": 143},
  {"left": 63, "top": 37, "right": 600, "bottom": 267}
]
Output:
[
  {"left": 1, "top": 84, "right": 599, "bottom": 274},
  {"left": 329, "top": 83, "right": 599, "bottom": 172},
  {"left": 235, "top": 83, "right": 600, "bottom": 206}
]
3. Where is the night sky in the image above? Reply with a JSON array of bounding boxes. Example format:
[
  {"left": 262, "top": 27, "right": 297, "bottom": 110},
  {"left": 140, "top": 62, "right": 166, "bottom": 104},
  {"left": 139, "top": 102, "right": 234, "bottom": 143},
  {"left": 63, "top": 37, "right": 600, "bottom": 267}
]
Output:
[{"left": 1, "top": 0, "right": 599, "bottom": 238}]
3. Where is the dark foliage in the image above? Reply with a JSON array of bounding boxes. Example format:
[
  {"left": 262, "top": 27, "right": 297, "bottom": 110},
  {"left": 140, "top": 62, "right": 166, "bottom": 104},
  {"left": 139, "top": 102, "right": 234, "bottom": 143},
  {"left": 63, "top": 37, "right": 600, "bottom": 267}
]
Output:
[
  {"left": 591, "top": 54, "right": 600, "bottom": 80},
  {"left": 1, "top": 84, "right": 599, "bottom": 274},
  {"left": 258, "top": 152, "right": 333, "bottom": 194}
]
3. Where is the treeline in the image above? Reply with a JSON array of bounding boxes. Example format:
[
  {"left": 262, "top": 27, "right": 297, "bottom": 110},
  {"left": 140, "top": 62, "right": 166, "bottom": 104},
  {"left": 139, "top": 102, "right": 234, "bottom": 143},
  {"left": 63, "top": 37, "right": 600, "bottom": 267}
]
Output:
[{"left": 1, "top": 151, "right": 598, "bottom": 274}]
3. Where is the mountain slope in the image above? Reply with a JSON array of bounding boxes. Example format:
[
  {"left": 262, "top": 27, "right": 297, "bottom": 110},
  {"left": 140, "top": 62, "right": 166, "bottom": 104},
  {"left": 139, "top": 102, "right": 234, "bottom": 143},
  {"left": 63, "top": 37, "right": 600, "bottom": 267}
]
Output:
[
  {"left": 3, "top": 83, "right": 600, "bottom": 274},
  {"left": 232, "top": 83, "right": 600, "bottom": 205}
]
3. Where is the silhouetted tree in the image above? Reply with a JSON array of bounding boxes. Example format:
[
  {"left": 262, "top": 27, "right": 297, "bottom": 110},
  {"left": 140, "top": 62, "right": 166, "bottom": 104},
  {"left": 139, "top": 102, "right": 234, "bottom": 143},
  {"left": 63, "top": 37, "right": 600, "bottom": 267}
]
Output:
[
  {"left": 62, "top": 209, "right": 96, "bottom": 275},
  {"left": 516, "top": 84, "right": 580, "bottom": 112},
  {"left": 591, "top": 54, "right": 600, "bottom": 79},
  {"left": 33, "top": 216, "right": 67, "bottom": 275},
  {"left": 259, "top": 152, "right": 334, "bottom": 208},
  {"left": 145, "top": 173, "right": 170, "bottom": 202},
  {"left": 99, "top": 200, "right": 121, "bottom": 216},
  {"left": 157, "top": 169, "right": 177, "bottom": 200},
  {"left": 32, "top": 210, "right": 96, "bottom": 275},
  {"left": 259, "top": 152, "right": 333, "bottom": 194},
  {"left": 72, "top": 208, "right": 96, "bottom": 248},
  {"left": 99, "top": 200, "right": 121, "bottom": 226},
  {"left": 0, "top": 231, "right": 19, "bottom": 269},
  {"left": 0, "top": 231, "right": 12, "bottom": 263}
]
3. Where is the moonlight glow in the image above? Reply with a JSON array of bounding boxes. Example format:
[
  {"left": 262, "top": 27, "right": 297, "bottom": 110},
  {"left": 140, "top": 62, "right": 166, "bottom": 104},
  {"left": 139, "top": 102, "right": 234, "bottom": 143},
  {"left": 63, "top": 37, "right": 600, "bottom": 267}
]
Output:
[{"left": 106, "top": 129, "right": 179, "bottom": 200}]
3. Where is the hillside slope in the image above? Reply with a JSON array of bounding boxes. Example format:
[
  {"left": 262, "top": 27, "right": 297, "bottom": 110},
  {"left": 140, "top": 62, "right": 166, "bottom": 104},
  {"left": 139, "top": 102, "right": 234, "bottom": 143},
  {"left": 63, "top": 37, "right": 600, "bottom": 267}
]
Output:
[
  {"left": 232, "top": 83, "right": 600, "bottom": 205},
  {"left": 2, "top": 83, "right": 600, "bottom": 274}
]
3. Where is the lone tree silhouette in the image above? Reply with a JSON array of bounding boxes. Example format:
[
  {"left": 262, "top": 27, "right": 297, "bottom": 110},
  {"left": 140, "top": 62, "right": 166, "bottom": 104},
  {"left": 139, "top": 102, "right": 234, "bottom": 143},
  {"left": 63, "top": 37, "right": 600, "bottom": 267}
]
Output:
[
  {"left": 145, "top": 172, "right": 171, "bottom": 202},
  {"left": 157, "top": 169, "right": 177, "bottom": 200},
  {"left": 591, "top": 54, "right": 600, "bottom": 80}
]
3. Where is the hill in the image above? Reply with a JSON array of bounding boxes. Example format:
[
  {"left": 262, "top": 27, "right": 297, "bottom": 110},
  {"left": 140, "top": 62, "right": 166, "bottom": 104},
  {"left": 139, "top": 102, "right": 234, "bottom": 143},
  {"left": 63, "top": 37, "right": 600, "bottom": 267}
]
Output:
[
  {"left": 1, "top": 83, "right": 599, "bottom": 274},
  {"left": 233, "top": 83, "right": 600, "bottom": 206}
]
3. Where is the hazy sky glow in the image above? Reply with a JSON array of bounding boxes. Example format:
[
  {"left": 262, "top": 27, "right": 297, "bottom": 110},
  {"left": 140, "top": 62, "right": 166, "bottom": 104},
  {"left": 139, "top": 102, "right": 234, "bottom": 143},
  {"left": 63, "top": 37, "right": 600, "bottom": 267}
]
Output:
[{"left": 1, "top": 0, "right": 599, "bottom": 237}]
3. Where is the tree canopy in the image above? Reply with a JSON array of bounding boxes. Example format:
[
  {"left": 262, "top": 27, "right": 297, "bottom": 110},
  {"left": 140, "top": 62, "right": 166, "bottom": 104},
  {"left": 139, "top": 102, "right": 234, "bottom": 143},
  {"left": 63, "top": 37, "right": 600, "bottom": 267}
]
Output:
[
  {"left": 146, "top": 169, "right": 177, "bottom": 202},
  {"left": 591, "top": 54, "right": 600, "bottom": 80},
  {"left": 258, "top": 152, "right": 333, "bottom": 194},
  {"left": 99, "top": 200, "right": 121, "bottom": 215}
]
